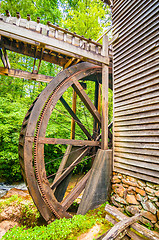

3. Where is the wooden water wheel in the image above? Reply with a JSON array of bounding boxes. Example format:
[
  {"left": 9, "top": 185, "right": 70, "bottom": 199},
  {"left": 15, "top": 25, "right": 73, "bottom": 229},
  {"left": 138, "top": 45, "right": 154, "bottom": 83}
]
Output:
[{"left": 18, "top": 62, "right": 112, "bottom": 222}]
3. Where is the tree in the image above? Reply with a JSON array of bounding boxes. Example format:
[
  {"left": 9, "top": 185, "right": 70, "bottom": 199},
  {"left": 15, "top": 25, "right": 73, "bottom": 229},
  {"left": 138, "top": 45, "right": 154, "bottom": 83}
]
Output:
[
  {"left": 62, "top": 0, "right": 111, "bottom": 40},
  {"left": 0, "top": 0, "right": 112, "bottom": 182}
]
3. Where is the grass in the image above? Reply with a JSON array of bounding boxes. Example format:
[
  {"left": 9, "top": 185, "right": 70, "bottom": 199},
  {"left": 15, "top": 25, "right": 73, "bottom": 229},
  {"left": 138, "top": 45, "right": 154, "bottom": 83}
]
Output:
[{"left": 1, "top": 197, "right": 113, "bottom": 240}]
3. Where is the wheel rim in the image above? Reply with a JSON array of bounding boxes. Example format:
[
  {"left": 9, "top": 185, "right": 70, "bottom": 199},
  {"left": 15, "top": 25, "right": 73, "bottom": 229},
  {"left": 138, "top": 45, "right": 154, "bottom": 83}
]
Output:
[{"left": 19, "top": 62, "right": 104, "bottom": 221}]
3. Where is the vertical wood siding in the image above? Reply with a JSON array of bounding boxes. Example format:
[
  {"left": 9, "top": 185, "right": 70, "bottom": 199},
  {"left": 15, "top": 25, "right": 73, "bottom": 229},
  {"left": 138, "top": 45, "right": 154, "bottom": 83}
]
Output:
[{"left": 112, "top": 0, "right": 159, "bottom": 183}]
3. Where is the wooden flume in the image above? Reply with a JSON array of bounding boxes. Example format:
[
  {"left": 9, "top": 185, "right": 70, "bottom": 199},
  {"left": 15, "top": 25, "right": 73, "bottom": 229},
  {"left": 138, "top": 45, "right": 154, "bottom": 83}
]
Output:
[{"left": 0, "top": 11, "right": 113, "bottom": 221}]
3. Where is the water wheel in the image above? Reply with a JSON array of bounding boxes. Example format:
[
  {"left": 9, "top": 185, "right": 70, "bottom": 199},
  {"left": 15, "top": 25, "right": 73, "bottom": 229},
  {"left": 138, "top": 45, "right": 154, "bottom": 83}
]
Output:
[{"left": 19, "top": 62, "right": 112, "bottom": 222}]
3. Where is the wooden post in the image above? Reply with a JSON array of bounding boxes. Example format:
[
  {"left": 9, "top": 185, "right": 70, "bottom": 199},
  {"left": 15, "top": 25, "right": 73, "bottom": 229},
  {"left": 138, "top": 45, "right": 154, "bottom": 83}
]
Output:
[
  {"left": 101, "top": 34, "right": 109, "bottom": 150},
  {"left": 71, "top": 89, "right": 77, "bottom": 139}
]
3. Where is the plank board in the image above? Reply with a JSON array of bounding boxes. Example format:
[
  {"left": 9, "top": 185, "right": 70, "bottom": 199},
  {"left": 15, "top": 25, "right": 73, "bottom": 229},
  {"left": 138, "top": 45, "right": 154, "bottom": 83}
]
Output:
[{"left": 113, "top": 0, "right": 159, "bottom": 184}]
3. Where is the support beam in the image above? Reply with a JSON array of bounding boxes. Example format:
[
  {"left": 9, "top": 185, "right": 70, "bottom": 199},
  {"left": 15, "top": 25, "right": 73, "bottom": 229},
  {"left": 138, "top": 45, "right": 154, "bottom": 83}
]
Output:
[
  {"left": 60, "top": 96, "right": 92, "bottom": 140},
  {"left": 0, "top": 48, "right": 7, "bottom": 67},
  {"left": 50, "top": 147, "right": 90, "bottom": 189},
  {"left": 72, "top": 80, "right": 101, "bottom": 124},
  {"left": 0, "top": 67, "right": 53, "bottom": 82},
  {"left": 77, "top": 149, "right": 112, "bottom": 215},
  {"left": 101, "top": 35, "right": 109, "bottom": 150},
  {"left": 70, "top": 89, "right": 77, "bottom": 139},
  {"left": 2, "top": 47, "right": 10, "bottom": 68},
  {"left": 37, "top": 137, "right": 99, "bottom": 146},
  {"left": 0, "top": 21, "right": 109, "bottom": 65}
]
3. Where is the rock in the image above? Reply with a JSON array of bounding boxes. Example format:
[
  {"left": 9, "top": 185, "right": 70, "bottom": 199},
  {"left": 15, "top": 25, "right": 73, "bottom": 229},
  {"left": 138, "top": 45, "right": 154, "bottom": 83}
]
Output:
[
  {"left": 146, "top": 182, "right": 156, "bottom": 189},
  {"left": 135, "top": 188, "right": 146, "bottom": 196},
  {"left": 148, "top": 196, "right": 158, "bottom": 202},
  {"left": 111, "top": 196, "right": 122, "bottom": 208},
  {"left": 157, "top": 211, "right": 159, "bottom": 220},
  {"left": 114, "top": 196, "right": 127, "bottom": 205},
  {"left": 141, "top": 201, "right": 157, "bottom": 215},
  {"left": 127, "top": 186, "right": 136, "bottom": 194},
  {"left": 123, "top": 184, "right": 129, "bottom": 188},
  {"left": 117, "top": 173, "right": 122, "bottom": 179},
  {"left": 155, "top": 202, "right": 159, "bottom": 208},
  {"left": 112, "top": 183, "right": 122, "bottom": 190},
  {"left": 136, "top": 194, "right": 148, "bottom": 203},
  {"left": 138, "top": 180, "right": 146, "bottom": 188},
  {"left": 0, "top": 205, "right": 21, "bottom": 222},
  {"left": 145, "top": 187, "right": 155, "bottom": 196},
  {"left": 123, "top": 189, "right": 128, "bottom": 200},
  {"left": 140, "top": 217, "right": 153, "bottom": 228},
  {"left": 111, "top": 176, "right": 121, "bottom": 184},
  {"left": 0, "top": 220, "right": 19, "bottom": 239},
  {"left": 136, "top": 194, "right": 143, "bottom": 202},
  {"left": 2, "top": 188, "right": 30, "bottom": 200},
  {"left": 155, "top": 190, "right": 159, "bottom": 198},
  {"left": 125, "top": 205, "right": 140, "bottom": 215},
  {"left": 114, "top": 185, "right": 125, "bottom": 198},
  {"left": 155, "top": 222, "right": 159, "bottom": 230},
  {"left": 122, "top": 179, "right": 137, "bottom": 187},
  {"left": 155, "top": 185, "right": 159, "bottom": 190},
  {"left": 127, "top": 176, "right": 137, "bottom": 183},
  {"left": 141, "top": 210, "right": 157, "bottom": 223},
  {"left": 126, "top": 195, "right": 139, "bottom": 205}
]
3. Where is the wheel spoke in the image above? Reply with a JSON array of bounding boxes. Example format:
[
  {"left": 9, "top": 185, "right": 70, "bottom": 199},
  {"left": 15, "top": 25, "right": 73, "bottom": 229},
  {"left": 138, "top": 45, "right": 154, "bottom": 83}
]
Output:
[
  {"left": 72, "top": 79, "right": 101, "bottom": 124},
  {"left": 61, "top": 170, "right": 91, "bottom": 210},
  {"left": 50, "top": 147, "right": 90, "bottom": 189},
  {"left": 60, "top": 96, "right": 92, "bottom": 140},
  {"left": 37, "top": 137, "right": 100, "bottom": 146}
]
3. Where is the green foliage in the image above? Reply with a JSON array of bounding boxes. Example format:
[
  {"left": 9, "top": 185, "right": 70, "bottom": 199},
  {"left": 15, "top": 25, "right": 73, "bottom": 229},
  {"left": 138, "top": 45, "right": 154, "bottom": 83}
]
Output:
[
  {"left": 1, "top": 197, "right": 112, "bottom": 239},
  {"left": 0, "top": 0, "right": 112, "bottom": 182},
  {"left": 20, "top": 202, "right": 40, "bottom": 227},
  {"left": 62, "top": 0, "right": 111, "bottom": 40},
  {"left": 2, "top": 215, "right": 97, "bottom": 240},
  {"left": 0, "top": 195, "right": 21, "bottom": 212},
  {"left": 1, "top": 0, "right": 61, "bottom": 24}
]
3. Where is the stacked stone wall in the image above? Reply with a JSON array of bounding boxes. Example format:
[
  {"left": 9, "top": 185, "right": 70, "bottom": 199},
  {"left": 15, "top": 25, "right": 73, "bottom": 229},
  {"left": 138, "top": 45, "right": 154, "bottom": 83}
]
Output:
[{"left": 111, "top": 172, "right": 159, "bottom": 230}]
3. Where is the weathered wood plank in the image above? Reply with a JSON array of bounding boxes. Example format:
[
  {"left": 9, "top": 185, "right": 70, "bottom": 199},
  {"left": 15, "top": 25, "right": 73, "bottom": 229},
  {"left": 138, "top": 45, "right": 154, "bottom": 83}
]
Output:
[
  {"left": 115, "top": 97, "right": 159, "bottom": 113},
  {"left": 114, "top": 141, "right": 159, "bottom": 150},
  {"left": 50, "top": 147, "right": 90, "bottom": 189},
  {"left": 103, "top": 214, "right": 142, "bottom": 240},
  {"left": 105, "top": 205, "right": 159, "bottom": 240},
  {"left": 114, "top": 167, "right": 159, "bottom": 184},
  {"left": 0, "top": 67, "right": 53, "bottom": 82},
  {"left": 72, "top": 79, "right": 102, "bottom": 124},
  {"left": 60, "top": 96, "right": 92, "bottom": 140},
  {"left": 114, "top": 162, "right": 159, "bottom": 178},
  {"left": 104, "top": 214, "right": 145, "bottom": 240},
  {"left": 115, "top": 123, "right": 159, "bottom": 131},
  {"left": 61, "top": 170, "right": 91, "bottom": 210},
  {"left": 114, "top": 151, "right": 159, "bottom": 164},
  {"left": 37, "top": 137, "right": 100, "bottom": 146},
  {"left": 0, "top": 21, "right": 109, "bottom": 65},
  {"left": 114, "top": 157, "right": 159, "bottom": 171},
  {"left": 114, "top": 146, "right": 159, "bottom": 158},
  {"left": 0, "top": 48, "right": 7, "bottom": 67},
  {"left": 101, "top": 34, "right": 109, "bottom": 150},
  {"left": 114, "top": 109, "right": 159, "bottom": 122}
]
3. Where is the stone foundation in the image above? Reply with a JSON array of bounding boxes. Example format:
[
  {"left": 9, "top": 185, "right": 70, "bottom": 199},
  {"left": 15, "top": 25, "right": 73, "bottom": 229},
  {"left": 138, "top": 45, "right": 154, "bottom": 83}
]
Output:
[{"left": 111, "top": 172, "right": 159, "bottom": 229}]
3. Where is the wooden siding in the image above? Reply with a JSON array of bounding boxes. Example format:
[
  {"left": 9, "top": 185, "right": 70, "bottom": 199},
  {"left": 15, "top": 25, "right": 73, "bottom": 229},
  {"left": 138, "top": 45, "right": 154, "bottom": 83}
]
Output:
[{"left": 112, "top": 0, "right": 159, "bottom": 183}]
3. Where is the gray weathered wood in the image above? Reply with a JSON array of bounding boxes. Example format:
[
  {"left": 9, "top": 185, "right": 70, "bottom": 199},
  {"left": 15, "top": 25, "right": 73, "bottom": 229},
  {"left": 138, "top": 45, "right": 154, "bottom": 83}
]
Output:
[
  {"left": 101, "top": 34, "right": 109, "bottom": 150},
  {"left": 37, "top": 137, "right": 100, "bottom": 146},
  {"left": 0, "top": 67, "right": 53, "bottom": 82},
  {"left": 103, "top": 214, "right": 142, "bottom": 240},
  {"left": 0, "top": 21, "right": 109, "bottom": 65},
  {"left": 105, "top": 205, "right": 159, "bottom": 240}
]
